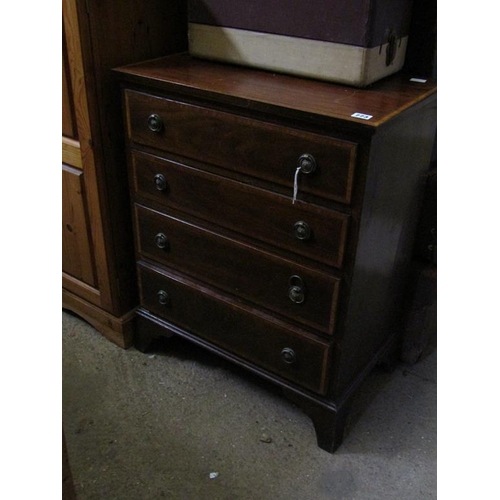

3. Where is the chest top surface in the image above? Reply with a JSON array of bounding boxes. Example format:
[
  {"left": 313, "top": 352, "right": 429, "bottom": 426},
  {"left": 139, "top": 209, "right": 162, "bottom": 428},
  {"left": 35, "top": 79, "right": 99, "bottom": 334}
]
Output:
[{"left": 114, "top": 53, "right": 436, "bottom": 129}]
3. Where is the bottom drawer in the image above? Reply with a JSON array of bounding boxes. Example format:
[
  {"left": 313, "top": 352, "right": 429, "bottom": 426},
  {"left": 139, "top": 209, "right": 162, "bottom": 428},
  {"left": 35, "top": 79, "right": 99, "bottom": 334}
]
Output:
[{"left": 138, "top": 262, "right": 331, "bottom": 394}]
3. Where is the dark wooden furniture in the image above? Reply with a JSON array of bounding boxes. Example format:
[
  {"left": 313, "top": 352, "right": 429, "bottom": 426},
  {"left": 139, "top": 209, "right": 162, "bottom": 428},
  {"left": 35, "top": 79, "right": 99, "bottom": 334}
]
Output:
[
  {"left": 62, "top": 430, "right": 76, "bottom": 500},
  {"left": 115, "top": 54, "right": 437, "bottom": 452},
  {"left": 62, "top": 0, "right": 187, "bottom": 347},
  {"left": 401, "top": 168, "right": 437, "bottom": 364}
]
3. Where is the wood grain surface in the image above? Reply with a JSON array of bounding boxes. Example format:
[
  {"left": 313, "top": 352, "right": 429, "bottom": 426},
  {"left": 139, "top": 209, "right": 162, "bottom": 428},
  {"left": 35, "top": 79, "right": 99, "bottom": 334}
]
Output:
[
  {"left": 125, "top": 89, "right": 357, "bottom": 204},
  {"left": 137, "top": 262, "right": 331, "bottom": 394},
  {"left": 131, "top": 150, "right": 349, "bottom": 268},
  {"left": 115, "top": 53, "right": 436, "bottom": 128},
  {"left": 135, "top": 204, "right": 340, "bottom": 334}
]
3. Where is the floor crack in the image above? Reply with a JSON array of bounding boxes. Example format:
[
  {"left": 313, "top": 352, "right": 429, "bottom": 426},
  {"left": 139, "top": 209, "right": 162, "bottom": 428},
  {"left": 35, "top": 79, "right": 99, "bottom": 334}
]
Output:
[{"left": 402, "top": 369, "right": 437, "bottom": 384}]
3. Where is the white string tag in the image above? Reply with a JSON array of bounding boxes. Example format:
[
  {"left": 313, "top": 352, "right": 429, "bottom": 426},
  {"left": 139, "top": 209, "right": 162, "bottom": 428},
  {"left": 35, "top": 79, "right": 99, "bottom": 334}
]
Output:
[{"left": 292, "top": 166, "right": 301, "bottom": 204}]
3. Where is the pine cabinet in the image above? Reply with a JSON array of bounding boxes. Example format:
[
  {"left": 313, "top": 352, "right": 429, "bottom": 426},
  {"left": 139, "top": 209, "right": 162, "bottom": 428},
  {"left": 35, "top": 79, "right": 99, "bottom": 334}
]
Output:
[{"left": 62, "top": 0, "right": 187, "bottom": 347}]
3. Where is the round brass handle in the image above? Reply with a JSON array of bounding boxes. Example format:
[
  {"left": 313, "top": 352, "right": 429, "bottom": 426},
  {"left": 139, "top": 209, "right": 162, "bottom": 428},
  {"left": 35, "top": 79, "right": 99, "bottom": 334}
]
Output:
[
  {"left": 154, "top": 173, "right": 167, "bottom": 191},
  {"left": 294, "top": 221, "right": 311, "bottom": 241},
  {"left": 281, "top": 347, "right": 297, "bottom": 364},
  {"left": 147, "top": 113, "right": 163, "bottom": 133},
  {"left": 297, "top": 153, "right": 317, "bottom": 174},
  {"left": 154, "top": 233, "right": 169, "bottom": 250},
  {"left": 157, "top": 290, "right": 169, "bottom": 305},
  {"left": 288, "top": 285, "right": 305, "bottom": 304}
]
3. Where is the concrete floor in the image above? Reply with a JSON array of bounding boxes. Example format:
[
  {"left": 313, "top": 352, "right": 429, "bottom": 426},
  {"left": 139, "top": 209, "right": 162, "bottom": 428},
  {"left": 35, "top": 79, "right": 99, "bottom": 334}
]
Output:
[{"left": 62, "top": 310, "right": 436, "bottom": 500}]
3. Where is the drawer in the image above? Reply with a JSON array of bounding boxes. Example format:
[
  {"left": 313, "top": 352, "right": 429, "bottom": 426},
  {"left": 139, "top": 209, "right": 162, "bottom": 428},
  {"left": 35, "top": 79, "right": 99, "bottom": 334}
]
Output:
[
  {"left": 137, "top": 263, "right": 331, "bottom": 394},
  {"left": 131, "top": 150, "right": 349, "bottom": 268},
  {"left": 135, "top": 204, "right": 340, "bottom": 334},
  {"left": 125, "top": 90, "right": 357, "bottom": 204}
]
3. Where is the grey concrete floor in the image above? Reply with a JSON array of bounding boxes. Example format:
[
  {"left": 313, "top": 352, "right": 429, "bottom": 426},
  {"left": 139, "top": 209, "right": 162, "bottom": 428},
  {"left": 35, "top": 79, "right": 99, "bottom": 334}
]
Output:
[{"left": 62, "top": 310, "right": 436, "bottom": 500}]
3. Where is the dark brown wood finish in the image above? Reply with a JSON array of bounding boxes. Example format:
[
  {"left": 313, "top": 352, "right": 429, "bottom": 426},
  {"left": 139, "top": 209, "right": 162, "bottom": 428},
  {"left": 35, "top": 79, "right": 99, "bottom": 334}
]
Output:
[
  {"left": 125, "top": 90, "right": 357, "bottom": 204},
  {"left": 330, "top": 101, "right": 438, "bottom": 397},
  {"left": 138, "top": 262, "right": 331, "bottom": 394},
  {"left": 115, "top": 54, "right": 437, "bottom": 452},
  {"left": 115, "top": 53, "right": 436, "bottom": 128},
  {"left": 63, "top": 430, "right": 77, "bottom": 500},
  {"left": 135, "top": 204, "right": 340, "bottom": 334},
  {"left": 131, "top": 151, "right": 349, "bottom": 268}
]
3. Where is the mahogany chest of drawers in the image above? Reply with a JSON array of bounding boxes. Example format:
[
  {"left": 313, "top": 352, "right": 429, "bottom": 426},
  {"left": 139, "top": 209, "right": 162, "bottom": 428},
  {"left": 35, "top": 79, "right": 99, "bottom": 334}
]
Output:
[{"left": 115, "top": 54, "right": 437, "bottom": 453}]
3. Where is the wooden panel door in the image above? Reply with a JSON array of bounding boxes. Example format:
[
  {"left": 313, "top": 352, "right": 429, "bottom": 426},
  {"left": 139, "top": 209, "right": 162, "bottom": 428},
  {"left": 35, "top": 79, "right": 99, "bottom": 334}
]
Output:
[
  {"left": 62, "top": 165, "right": 96, "bottom": 287},
  {"left": 62, "top": 0, "right": 111, "bottom": 310},
  {"left": 62, "top": 37, "right": 77, "bottom": 140},
  {"left": 62, "top": 0, "right": 187, "bottom": 347},
  {"left": 62, "top": 0, "right": 89, "bottom": 170}
]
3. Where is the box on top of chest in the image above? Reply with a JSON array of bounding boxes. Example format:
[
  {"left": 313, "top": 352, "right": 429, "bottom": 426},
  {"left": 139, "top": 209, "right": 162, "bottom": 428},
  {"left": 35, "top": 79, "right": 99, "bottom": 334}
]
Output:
[{"left": 188, "top": 0, "right": 414, "bottom": 87}]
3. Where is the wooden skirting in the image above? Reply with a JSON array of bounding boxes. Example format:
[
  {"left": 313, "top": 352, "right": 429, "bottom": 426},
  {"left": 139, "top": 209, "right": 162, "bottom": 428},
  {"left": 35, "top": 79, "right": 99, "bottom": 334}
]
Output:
[{"left": 62, "top": 288, "right": 135, "bottom": 348}]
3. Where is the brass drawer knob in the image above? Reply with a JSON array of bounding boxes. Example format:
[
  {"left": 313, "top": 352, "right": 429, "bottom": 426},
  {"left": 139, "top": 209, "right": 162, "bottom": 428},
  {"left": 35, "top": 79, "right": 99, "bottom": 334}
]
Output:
[
  {"left": 294, "top": 221, "right": 311, "bottom": 241},
  {"left": 154, "top": 233, "right": 169, "bottom": 250},
  {"left": 157, "top": 290, "right": 170, "bottom": 306},
  {"left": 288, "top": 275, "right": 306, "bottom": 304},
  {"left": 281, "top": 347, "right": 297, "bottom": 364},
  {"left": 297, "top": 153, "right": 316, "bottom": 174},
  {"left": 147, "top": 113, "right": 163, "bottom": 133},
  {"left": 154, "top": 173, "right": 167, "bottom": 191},
  {"left": 288, "top": 285, "right": 305, "bottom": 304}
]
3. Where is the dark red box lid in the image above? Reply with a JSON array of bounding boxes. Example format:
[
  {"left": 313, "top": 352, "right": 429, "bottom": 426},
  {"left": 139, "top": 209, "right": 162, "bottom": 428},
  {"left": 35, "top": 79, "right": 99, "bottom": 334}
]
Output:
[{"left": 188, "top": 0, "right": 414, "bottom": 48}]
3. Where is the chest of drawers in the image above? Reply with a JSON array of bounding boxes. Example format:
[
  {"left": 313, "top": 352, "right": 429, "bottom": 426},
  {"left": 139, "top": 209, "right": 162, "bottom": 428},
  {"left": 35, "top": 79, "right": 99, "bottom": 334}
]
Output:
[{"left": 115, "top": 54, "right": 437, "bottom": 453}]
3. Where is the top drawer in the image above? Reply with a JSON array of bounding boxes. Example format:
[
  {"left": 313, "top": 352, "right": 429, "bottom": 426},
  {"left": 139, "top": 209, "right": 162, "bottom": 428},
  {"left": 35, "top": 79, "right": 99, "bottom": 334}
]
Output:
[{"left": 124, "top": 90, "right": 357, "bottom": 205}]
